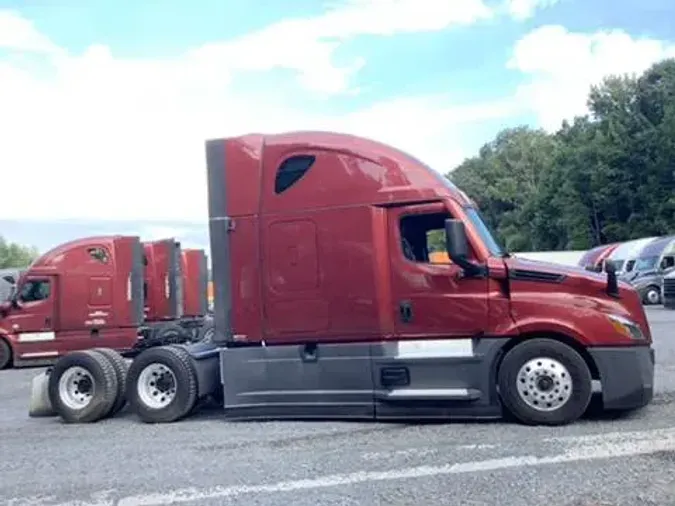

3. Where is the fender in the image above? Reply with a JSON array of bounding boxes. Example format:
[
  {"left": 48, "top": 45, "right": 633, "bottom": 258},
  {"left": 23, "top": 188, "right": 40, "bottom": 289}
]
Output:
[
  {"left": 512, "top": 317, "right": 589, "bottom": 345},
  {"left": 0, "top": 326, "right": 14, "bottom": 346}
]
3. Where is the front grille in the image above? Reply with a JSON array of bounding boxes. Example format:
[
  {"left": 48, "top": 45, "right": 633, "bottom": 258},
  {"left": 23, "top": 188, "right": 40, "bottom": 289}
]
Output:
[{"left": 664, "top": 278, "right": 675, "bottom": 298}]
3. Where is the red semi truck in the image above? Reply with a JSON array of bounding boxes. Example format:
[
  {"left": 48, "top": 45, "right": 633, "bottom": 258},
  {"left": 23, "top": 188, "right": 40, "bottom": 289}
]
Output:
[
  {"left": 141, "top": 239, "right": 213, "bottom": 345},
  {"left": 27, "top": 131, "right": 654, "bottom": 427},
  {"left": 0, "top": 237, "right": 212, "bottom": 369}
]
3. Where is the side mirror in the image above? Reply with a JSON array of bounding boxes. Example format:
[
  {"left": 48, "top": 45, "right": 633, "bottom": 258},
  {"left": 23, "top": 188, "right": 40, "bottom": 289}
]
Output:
[
  {"left": 0, "top": 301, "right": 9, "bottom": 318},
  {"left": 9, "top": 287, "right": 21, "bottom": 310},
  {"left": 444, "top": 219, "right": 469, "bottom": 260},
  {"left": 444, "top": 219, "right": 481, "bottom": 275}
]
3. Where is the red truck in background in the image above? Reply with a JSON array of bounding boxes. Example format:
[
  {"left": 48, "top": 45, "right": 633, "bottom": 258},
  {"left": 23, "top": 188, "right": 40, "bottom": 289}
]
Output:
[
  {"left": 578, "top": 243, "right": 620, "bottom": 272},
  {"left": 141, "top": 240, "right": 213, "bottom": 345},
  {"left": 28, "top": 130, "right": 654, "bottom": 427},
  {"left": 180, "top": 248, "right": 213, "bottom": 342},
  {"left": 0, "top": 236, "right": 212, "bottom": 369}
]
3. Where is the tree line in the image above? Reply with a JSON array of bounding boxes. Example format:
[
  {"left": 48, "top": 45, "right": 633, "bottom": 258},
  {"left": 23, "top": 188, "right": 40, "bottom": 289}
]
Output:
[
  {"left": 448, "top": 58, "right": 675, "bottom": 252},
  {"left": 0, "top": 236, "right": 38, "bottom": 270}
]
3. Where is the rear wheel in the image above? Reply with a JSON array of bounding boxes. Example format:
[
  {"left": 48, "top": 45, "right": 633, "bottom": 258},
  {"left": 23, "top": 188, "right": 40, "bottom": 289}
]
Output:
[
  {"left": 92, "top": 348, "right": 129, "bottom": 416},
  {"left": 126, "top": 346, "right": 198, "bottom": 423},
  {"left": 47, "top": 350, "right": 119, "bottom": 423},
  {"left": 0, "top": 338, "right": 12, "bottom": 370},
  {"left": 498, "top": 338, "right": 592, "bottom": 426}
]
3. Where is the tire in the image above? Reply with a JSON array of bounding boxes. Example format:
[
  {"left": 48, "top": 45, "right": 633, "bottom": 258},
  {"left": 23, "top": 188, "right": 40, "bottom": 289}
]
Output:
[
  {"left": 92, "top": 348, "right": 129, "bottom": 416},
  {"left": 0, "top": 337, "right": 12, "bottom": 370},
  {"left": 126, "top": 345, "right": 198, "bottom": 423},
  {"left": 195, "top": 320, "right": 215, "bottom": 343},
  {"left": 47, "top": 350, "right": 119, "bottom": 424},
  {"left": 643, "top": 286, "right": 661, "bottom": 305},
  {"left": 498, "top": 338, "right": 592, "bottom": 426}
]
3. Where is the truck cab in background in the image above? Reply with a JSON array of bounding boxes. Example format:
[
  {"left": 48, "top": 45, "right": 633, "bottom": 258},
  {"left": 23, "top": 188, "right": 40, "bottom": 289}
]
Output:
[
  {"left": 663, "top": 269, "right": 675, "bottom": 309},
  {"left": 0, "top": 237, "right": 212, "bottom": 369},
  {"left": 0, "top": 268, "right": 25, "bottom": 302},
  {"left": 141, "top": 239, "right": 213, "bottom": 344},
  {"left": 623, "top": 236, "right": 675, "bottom": 305},
  {"left": 180, "top": 248, "right": 213, "bottom": 341},
  {"left": 577, "top": 243, "right": 620, "bottom": 272},
  {"left": 0, "top": 236, "right": 144, "bottom": 369}
]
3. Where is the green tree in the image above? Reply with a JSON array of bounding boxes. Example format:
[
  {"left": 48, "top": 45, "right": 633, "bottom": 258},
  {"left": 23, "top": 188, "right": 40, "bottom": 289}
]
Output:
[
  {"left": 0, "top": 236, "right": 39, "bottom": 269},
  {"left": 446, "top": 57, "right": 675, "bottom": 252},
  {"left": 449, "top": 126, "right": 561, "bottom": 251}
]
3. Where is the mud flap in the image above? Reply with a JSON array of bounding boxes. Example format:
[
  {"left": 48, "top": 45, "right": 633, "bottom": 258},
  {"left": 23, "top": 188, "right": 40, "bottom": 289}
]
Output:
[{"left": 28, "top": 369, "right": 56, "bottom": 417}]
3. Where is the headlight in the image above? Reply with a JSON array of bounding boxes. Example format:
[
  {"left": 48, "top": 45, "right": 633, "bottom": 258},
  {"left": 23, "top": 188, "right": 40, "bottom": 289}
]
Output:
[{"left": 607, "top": 314, "right": 645, "bottom": 340}]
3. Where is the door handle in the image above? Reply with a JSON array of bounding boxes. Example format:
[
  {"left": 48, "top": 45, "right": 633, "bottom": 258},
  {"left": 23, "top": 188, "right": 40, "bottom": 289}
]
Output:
[
  {"left": 45, "top": 317, "right": 52, "bottom": 327},
  {"left": 300, "top": 343, "right": 318, "bottom": 362},
  {"left": 399, "top": 301, "right": 413, "bottom": 323}
]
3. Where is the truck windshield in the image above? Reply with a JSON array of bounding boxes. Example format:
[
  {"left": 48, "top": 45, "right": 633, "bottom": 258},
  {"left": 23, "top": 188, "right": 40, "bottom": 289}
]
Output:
[
  {"left": 464, "top": 207, "right": 506, "bottom": 258},
  {"left": 635, "top": 256, "right": 659, "bottom": 271}
]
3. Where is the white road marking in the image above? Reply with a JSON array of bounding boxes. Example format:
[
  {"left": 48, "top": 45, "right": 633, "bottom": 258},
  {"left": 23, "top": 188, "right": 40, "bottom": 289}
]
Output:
[
  {"left": 29, "top": 426, "right": 675, "bottom": 506},
  {"left": 361, "top": 442, "right": 499, "bottom": 461}
]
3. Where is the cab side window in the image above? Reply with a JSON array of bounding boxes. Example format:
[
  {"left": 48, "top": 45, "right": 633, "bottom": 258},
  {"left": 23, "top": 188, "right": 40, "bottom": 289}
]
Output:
[
  {"left": 19, "top": 279, "right": 51, "bottom": 302},
  {"left": 662, "top": 255, "right": 675, "bottom": 270},
  {"left": 87, "top": 247, "right": 110, "bottom": 264},
  {"left": 399, "top": 213, "right": 451, "bottom": 264},
  {"left": 275, "top": 155, "right": 316, "bottom": 194}
]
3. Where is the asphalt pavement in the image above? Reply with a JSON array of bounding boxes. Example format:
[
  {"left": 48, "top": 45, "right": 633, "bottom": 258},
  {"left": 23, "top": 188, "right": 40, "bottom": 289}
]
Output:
[{"left": 1, "top": 307, "right": 674, "bottom": 506}]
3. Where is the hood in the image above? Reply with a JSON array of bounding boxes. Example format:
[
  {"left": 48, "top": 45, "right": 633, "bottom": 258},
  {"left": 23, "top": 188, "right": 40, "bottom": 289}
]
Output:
[
  {"left": 506, "top": 256, "right": 610, "bottom": 284},
  {"left": 505, "top": 256, "right": 635, "bottom": 303},
  {"left": 504, "top": 255, "right": 650, "bottom": 342}
]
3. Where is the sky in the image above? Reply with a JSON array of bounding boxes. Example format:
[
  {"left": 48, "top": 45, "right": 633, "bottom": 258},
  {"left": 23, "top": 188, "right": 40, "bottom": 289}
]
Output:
[{"left": 1, "top": 0, "right": 675, "bottom": 254}]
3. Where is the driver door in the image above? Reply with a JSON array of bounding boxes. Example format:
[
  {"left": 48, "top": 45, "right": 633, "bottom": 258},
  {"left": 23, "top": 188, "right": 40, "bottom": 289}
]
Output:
[
  {"left": 388, "top": 203, "right": 489, "bottom": 339},
  {"left": 11, "top": 275, "right": 59, "bottom": 360}
]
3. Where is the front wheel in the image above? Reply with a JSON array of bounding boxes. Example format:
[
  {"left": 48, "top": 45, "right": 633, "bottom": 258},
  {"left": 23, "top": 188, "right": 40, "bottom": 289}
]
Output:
[
  {"left": 498, "top": 338, "right": 592, "bottom": 426},
  {"left": 643, "top": 286, "right": 661, "bottom": 305}
]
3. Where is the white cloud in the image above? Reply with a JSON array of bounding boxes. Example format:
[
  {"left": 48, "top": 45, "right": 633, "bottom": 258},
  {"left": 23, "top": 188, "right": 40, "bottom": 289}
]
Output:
[
  {"left": 0, "top": 1, "right": 531, "bottom": 223},
  {"left": 505, "top": 0, "right": 559, "bottom": 21},
  {"left": 188, "top": 0, "right": 494, "bottom": 95},
  {"left": 0, "top": 9, "right": 62, "bottom": 54},
  {"left": 509, "top": 25, "right": 675, "bottom": 131}
]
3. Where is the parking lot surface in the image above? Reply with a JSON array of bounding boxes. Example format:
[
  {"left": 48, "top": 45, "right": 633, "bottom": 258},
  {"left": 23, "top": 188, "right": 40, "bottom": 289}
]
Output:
[{"left": 1, "top": 307, "right": 674, "bottom": 506}]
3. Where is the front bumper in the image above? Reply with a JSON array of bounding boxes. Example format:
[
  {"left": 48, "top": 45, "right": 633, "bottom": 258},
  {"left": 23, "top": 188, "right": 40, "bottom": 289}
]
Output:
[
  {"left": 588, "top": 346, "right": 654, "bottom": 411},
  {"left": 664, "top": 296, "right": 675, "bottom": 309}
]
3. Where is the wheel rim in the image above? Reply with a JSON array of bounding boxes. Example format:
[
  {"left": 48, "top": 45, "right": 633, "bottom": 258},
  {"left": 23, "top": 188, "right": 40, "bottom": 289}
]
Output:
[
  {"left": 137, "top": 362, "right": 178, "bottom": 409},
  {"left": 647, "top": 289, "right": 660, "bottom": 304},
  {"left": 516, "top": 357, "right": 572, "bottom": 412},
  {"left": 58, "top": 366, "right": 95, "bottom": 410}
]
